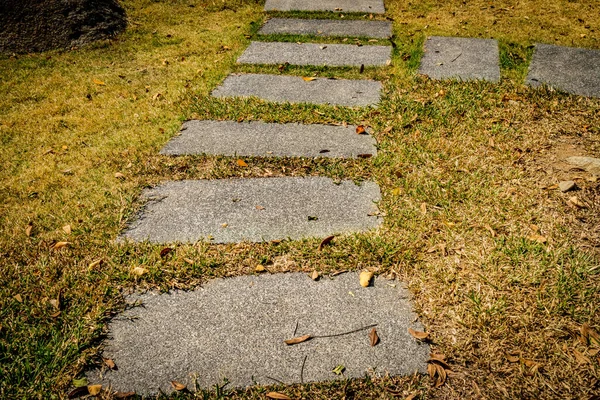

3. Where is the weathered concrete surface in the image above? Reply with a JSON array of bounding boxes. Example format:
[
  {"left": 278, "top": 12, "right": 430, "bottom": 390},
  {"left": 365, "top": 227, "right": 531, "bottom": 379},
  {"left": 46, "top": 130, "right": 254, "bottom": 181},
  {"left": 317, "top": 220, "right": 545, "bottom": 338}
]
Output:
[
  {"left": 238, "top": 41, "right": 391, "bottom": 67},
  {"left": 121, "top": 177, "right": 381, "bottom": 243},
  {"left": 212, "top": 73, "right": 382, "bottom": 107},
  {"left": 566, "top": 156, "right": 600, "bottom": 175},
  {"left": 264, "top": 0, "right": 385, "bottom": 14},
  {"left": 88, "top": 272, "right": 429, "bottom": 395},
  {"left": 419, "top": 36, "right": 500, "bottom": 82},
  {"left": 526, "top": 43, "right": 600, "bottom": 98},
  {"left": 259, "top": 18, "right": 392, "bottom": 39},
  {"left": 160, "top": 120, "right": 377, "bottom": 158}
]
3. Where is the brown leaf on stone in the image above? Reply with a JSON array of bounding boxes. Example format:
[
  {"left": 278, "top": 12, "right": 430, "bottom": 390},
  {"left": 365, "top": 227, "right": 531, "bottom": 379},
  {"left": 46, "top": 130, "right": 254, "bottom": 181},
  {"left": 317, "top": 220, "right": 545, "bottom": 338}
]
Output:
[
  {"left": 302, "top": 76, "right": 317, "bottom": 81},
  {"left": 318, "top": 235, "right": 335, "bottom": 251},
  {"left": 369, "top": 327, "right": 380, "bottom": 346},
  {"left": 284, "top": 334, "right": 312, "bottom": 345},
  {"left": 356, "top": 125, "right": 366, "bottom": 135},
  {"left": 359, "top": 270, "right": 373, "bottom": 287},
  {"left": 160, "top": 247, "right": 173, "bottom": 257},
  {"left": 408, "top": 327, "right": 429, "bottom": 340},
  {"left": 310, "top": 270, "right": 320, "bottom": 281},
  {"left": 266, "top": 392, "right": 291, "bottom": 400},
  {"left": 236, "top": 159, "right": 248, "bottom": 167},
  {"left": 103, "top": 357, "right": 116, "bottom": 370},
  {"left": 255, "top": 205, "right": 265, "bottom": 210},
  {"left": 88, "top": 384, "right": 102, "bottom": 395},
  {"left": 171, "top": 381, "right": 186, "bottom": 391},
  {"left": 25, "top": 222, "right": 33, "bottom": 237}
]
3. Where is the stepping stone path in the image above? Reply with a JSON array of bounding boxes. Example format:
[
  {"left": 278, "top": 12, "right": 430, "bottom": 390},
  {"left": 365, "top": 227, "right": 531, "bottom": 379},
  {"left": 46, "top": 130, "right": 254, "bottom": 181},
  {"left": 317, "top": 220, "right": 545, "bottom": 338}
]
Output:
[
  {"left": 212, "top": 73, "right": 382, "bottom": 106},
  {"left": 526, "top": 43, "right": 600, "bottom": 98},
  {"left": 88, "top": 273, "right": 429, "bottom": 395},
  {"left": 264, "top": 0, "right": 386, "bottom": 14},
  {"left": 259, "top": 18, "right": 392, "bottom": 38},
  {"left": 238, "top": 41, "right": 391, "bottom": 67},
  {"left": 160, "top": 120, "right": 377, "bottom": 158},
  {"left": 95, "top": 0, "right": 435, "bottom": 395},
  {"left": 121, "top": 177, "right": 381, "bottom": 244},
  {"left": 419, "top": 36, "right": 500, "bottom": 82}
]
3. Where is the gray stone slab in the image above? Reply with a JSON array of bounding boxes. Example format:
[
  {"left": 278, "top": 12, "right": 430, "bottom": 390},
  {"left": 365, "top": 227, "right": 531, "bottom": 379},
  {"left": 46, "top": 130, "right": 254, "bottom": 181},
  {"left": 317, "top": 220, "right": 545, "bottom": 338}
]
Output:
[
  {"left": 121, "top": 177, "right": 381, "bottom": 243},
  {"left": 238, "top": 41, "right": 391, "bottom": 67},
  {"left": 160, "top": 120, "right": 377, "bottom": 158},
  {"left": 88, "top": 272, "right": 429, "bottom": 395},
  {"left": 212, "top": 73, "right": 382, "bottom": 107},
  {"left": 259, "top": 18, "right": 392, "bottom": 39},
  {"left": 526, "top": 43, "right": 600, "bottom": 98},
  {"left": 264, "top": 0, "right": 385, "bottom": 13},
  {"left": 566, "top": 156, "right": 600, "bottom": 175},
  {"left": 419, "top": 36, "right": 500, "bottom": 82}
]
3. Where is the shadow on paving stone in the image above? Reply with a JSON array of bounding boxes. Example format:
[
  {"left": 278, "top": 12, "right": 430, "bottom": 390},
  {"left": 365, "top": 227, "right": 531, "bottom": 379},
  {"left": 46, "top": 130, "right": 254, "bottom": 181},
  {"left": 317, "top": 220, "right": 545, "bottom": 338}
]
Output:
[
  {"left": 87, "top": 272, "right": 429, "bottom": 395},
  {"left": 526, "top": 43, "right": 600, "bottom": 98}
]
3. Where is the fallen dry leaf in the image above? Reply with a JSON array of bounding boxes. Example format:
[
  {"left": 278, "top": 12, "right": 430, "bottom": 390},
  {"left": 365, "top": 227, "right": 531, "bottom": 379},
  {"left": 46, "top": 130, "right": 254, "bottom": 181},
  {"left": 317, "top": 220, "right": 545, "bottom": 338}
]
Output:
[
  {"left": 103, "top": 357, "right": 116, "bottom": 370},
  {"left": 52, "top": 241, "right": 70, "bottom": 250},
  {"left": 236, "top": 159, "right": 248, "bottom": 167},
  {"left": 88, "top": 259, "right": 103, "bottom": 270},
  {"left": 266, "top": 392, "right": 291, "bottom": 400},
  {"left": 302, "top": 76, "right": 317, "bottom": 81},
  {"left": 359, "top": 270, "right": 373, "bottom": 287},
  {"left": 68, "top": 387, "right": 89, "bottom": 399},
  {"left": 573, "top": 349, "right": 591, "bottom": 365},
  {"left": 581, "top": 323, "right": 600, "bottom": 346},
  {"left": 131, "top": 266, "right": 148, "bottom": 276},
  {"left": 255, "top": 205, "right": 265, "bottom": 210},
  {"left": 14, "top": 294, "right": 23, "bottom": 303},
  {"left": 25, "top": 222, "right": 33, "bottom": 237},
  {"left": 114, "top": 172, "right": 125, "bottom": 179},
  {"left": 506, "top": 353, "right": 520, "bottom": 363},
  {"left": 93, "top": 79, "right": 105, "bottom": 85},
  {"left": 369, "top": 327, "right": 380, "bottom": 346},
  {"left": 160, "top": 247, "right": 173, "bottom": 257},
  {"left": 114, "top": 392, "right": 136, "bottom": 399},
  {"left": 527, "top": 234, "right": 547, "bottom": 244},
  {"left": 62, "top": 224, "right": 72, "bottom": 234},
  {"left": 284, "top": 334, "right": 312, "bottom": 345},
  {"left": 356, "top": 125, "right": 366, "bottom": 135},
  {"left": 171, "top": 381, "right": 186, "bottom": 391},
  {"left": 318, "top": 235, "right": 335, "bottom": 251},
  {"left": 568, "top": 196, "right": 586, "bottom": 208},
  {"left": 255, "top": 265, "right": 267, "bottom": 273},
  {"left": 408, "top": 328, "right": 429, "bottom": 341},
  {"left": 310, "top": 270, "right": 320, "bottom": 281},
  {"left": 420, "top": 202, "right": 427, "bottom": 214},
  {"left": 88, "top": 384, "right": 102, "bottom": 395}
]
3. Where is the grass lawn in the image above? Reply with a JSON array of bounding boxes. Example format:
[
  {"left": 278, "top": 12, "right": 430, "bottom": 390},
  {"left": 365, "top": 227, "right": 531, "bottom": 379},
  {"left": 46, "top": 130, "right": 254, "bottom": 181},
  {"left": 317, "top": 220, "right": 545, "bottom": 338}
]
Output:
[{"left": 1, "top": 0, "right": 599, "bottom": 398}]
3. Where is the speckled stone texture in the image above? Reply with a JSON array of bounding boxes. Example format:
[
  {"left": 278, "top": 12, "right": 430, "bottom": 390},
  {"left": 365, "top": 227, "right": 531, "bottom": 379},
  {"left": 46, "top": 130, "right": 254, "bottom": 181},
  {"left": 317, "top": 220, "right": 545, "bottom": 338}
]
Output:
[
  {"left": 238, "top": 41, "right": 391, "bottom": 67},
  {"left": 160, "top": 120, "right": 377, "bottom": 158},
  {"left": 259, "top": 18, "right": 392, "bottom": 38},
  {"left": 264, "top": 0, "right": 385, "bottom": 14},
  {"left": 419, "top": 36, "right": 500, "bottom": 82},
  {"left": 120, "top": 177, "right": 382, "bottom": 243},
  {"left": 526, "top": 43, "right": 600, "bottom": 98},
  {"left": 87, "top": 272, "right": 429, "bottom": 395},
  {"left": 212, "top": 73, "right": 382, "bottom": 107}
]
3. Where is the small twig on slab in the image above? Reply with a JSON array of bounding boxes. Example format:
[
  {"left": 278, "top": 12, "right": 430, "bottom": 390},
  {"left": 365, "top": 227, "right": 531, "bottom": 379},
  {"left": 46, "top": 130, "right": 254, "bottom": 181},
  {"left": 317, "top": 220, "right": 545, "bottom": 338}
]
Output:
[
  {"left": 451, "top": 52, "right": 462, "bottom": 62},
  {"left": 313, "top": 323, "right": 378, "bottom": 339},
  {"left": 300, "top": 355, "right": 307, "bottom": 384},
  {"left": 293, "top": 320, "right": 299, "bottom": 336},
  {"left": 329, "top": 270, "right": 348, "bottom": 277}
]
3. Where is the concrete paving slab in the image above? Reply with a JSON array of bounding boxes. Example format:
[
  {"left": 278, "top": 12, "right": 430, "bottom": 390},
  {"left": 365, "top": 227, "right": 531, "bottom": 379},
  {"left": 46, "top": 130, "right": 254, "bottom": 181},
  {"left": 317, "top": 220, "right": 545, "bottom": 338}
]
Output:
[
  {"left": 526, "top": 43, "right": 600, "bottom": 98},
  {"left": 160, "top": 120, "right": 377, "bottom": 158},
  {"left": 259, "top": 18, "right": 392, "bottom": 39},
  {"left": 419, "top": 36, "right": 500, "bottom": 82},
  {"left": 264, "top": 0, "right": 385, "bottom": 14},
  {"left": 88, "top": 272, "right": 429, "bottom": 395},
  {"left": 121, "top": 177, "right": 381, "bottom": 243},
  {"left": 238, "top": 41, "right": 391, "bottom": 67},
  {"left": 212, "top": 73, "right": 382, "bottom": 107}
]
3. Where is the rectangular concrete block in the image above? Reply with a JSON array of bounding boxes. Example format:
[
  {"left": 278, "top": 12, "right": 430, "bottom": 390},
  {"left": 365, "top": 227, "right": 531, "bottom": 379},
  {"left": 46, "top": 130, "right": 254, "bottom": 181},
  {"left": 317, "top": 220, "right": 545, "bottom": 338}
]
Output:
[
  {"left": 419, "top": 36, "right": 500, "bottom": 82},
  {"left": 238, "top": 41, "right": 391, "bottom": 67},
  {"left": 264, "top": 0, "right": 385, "bottom": 14},
  {"left": 259, "top": 18, "right": 393, "bottom": 39},
  {"left": 160, "top": 120, "right": 377, "bottom": 158},
  {"left": 526, "top": 43, "right": 600, "bottom": 98},
  {"left": 88, "top": 272, "right": 429, "bottom": 395},
  {"left": 211, "top": 73, "right": 382, "bottom": 107},
  {"left": 121, "top": 177, "right": 382, "bottom": 243}
]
